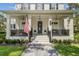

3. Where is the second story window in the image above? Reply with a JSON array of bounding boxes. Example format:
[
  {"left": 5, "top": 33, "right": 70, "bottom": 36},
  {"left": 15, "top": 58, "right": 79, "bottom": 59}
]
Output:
[
  {"left": 16, "top": 3, "right": 22, "bottom": 10},
  {"left": 44, "top": 4, "right": 50, "bottom": 10},
  {"left": 23, "top": 3, "right": 29, "bottom": 10},
  {"left": 50, "top": 4, "right": 56, "bottom": 10},
  {"left": 30, "top": 4, "right": 36, "bottom": 10},
  {"left": 36, "top": 4, "right": 43, "bottom": 10}
]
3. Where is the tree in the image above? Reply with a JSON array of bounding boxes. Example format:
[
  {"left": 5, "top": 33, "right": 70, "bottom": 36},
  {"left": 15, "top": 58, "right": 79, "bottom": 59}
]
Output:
[
  {"left": 68, "top": 3, "right": 79, "bottom": 34},
  {"left": 0, "top": 16, "right": 6, "bottom": 32}
]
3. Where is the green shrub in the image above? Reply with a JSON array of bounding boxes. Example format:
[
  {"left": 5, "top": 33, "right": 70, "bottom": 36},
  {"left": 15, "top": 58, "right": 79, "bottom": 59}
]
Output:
[
  {"left": 74, "top": 34, "right": 79, "bottom": 39},
  {"left": 74, "top": 39, "right": 78, "bottom": 43},
  {"left": 63, "top": 40, "right": 67, "bottom": 44},
  {"left": 5, "top": 39, "right": 11, "bottom": 44},
  {"left": 0, "top": 39, "right": 3, "bottom": 44},
  {"left": 52, "top": 39, "right": 58, "bottom": 43},
  {"left": 25, "top": 39, "right": 29, "bottom": 44},
  {"left": 11, "top": 40, "right": 17, "bottom": 44},
  {"left": 67, "top": 40, "right": 72, "bottom": 44},
  {"left": 58, "top": 40, "right": 62, "bottom": 43},
  {"left": 5, "top": 39, "right": 17, "bottom": 44},
  {"left": 4, "top": 39, "right": 29, "bottom": 45},
  {"left": 63, "top": 40, "right": 72, "bottom": 44}
]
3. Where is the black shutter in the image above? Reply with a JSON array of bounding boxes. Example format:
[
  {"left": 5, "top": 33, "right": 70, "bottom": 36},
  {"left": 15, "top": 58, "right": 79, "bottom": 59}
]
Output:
[{"left": 56, "top": 3, "right": 58, "bottom": 10}]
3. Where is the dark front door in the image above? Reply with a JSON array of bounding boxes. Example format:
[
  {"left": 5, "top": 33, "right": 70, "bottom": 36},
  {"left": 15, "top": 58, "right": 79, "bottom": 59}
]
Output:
[{"left": 38, "top": 21, "right": 42, "bottom": 34}]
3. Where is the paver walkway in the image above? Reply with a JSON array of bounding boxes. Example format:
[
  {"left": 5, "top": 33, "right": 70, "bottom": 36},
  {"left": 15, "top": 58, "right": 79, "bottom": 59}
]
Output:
[{"left": 22, "top": 35, "right": 58, "bottom": 56}]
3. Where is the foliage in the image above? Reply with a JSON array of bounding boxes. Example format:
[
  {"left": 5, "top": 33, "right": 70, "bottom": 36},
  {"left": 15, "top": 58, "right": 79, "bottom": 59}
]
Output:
[
  {"left": 4, "top": 39, "right": 29, "bottom": 45},
  {"left": 0, "top": 46, "right": 26, "bottom": 56},
  {"left": 0, "top": 21, "right": 6, "bottom": 32},
  {"left": 52, "top": 39, "right": 73, "bottom": 44},
  {"left": 55, "top": 43, "right": 79, "bottom": 56},
  {"left": 74, "top": 34, "right": 79, "bottom": 43}
]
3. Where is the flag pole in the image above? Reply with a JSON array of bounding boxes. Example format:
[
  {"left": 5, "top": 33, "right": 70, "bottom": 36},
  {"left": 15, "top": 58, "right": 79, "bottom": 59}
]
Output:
[{"left": 28, "top": 31, "right": 31, "bottom": 42}]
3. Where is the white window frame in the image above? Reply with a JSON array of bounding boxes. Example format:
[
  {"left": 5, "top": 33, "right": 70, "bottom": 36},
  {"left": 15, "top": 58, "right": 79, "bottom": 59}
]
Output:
[
  {"left": 36, "top": 4, "right": 43, "bottom": 10},
  {"left": 16, "top": 3, "right": 22, "bottom": 10},
  {"left": 23, "top": 3, "right": 29, "bottom": 10},
  {"left": 30, "top": 4, "right": 36, "bottom": 10},
  {"left": 44, "top": 4, "right": 50, "bottom": 10},
  {"left": 51, "top": 4, "right": 56, "bottom": 10}
]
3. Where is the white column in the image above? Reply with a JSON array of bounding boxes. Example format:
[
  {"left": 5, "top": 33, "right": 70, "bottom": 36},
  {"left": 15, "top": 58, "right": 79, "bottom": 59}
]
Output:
[
  {"left": 64, "top": 17, "right": 69, "bottom": 29},
  {"left": 48, "top": 18, "right": 52, "bottom": 31},
  {"left": 48, "top": 18, "right": 52, "bottom": 39},
  {"left": 28, "top": 15, "right": 31, "bottom": 31},
  {"left": 69, "top": 18, "right": 74, "bottom": 40},
  {"left": 6, "top": 15, "right": 11, "bottom": 39}
]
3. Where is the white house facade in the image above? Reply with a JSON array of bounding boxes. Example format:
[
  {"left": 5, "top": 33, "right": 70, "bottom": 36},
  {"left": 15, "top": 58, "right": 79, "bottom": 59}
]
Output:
[{"left": 1, "top": 3, "right": 74, "bottom": 41}]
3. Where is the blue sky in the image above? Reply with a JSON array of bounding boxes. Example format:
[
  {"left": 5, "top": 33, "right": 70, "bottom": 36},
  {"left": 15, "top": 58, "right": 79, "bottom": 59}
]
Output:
[
  {"left": 0, "top": 3, "right": 15, "bottom": 10},
  {"left": 0, "top": 3, "right": 69, "bottom": 10}
]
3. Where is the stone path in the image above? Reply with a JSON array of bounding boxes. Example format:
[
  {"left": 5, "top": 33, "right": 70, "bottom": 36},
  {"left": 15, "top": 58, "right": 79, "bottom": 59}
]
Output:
[{"left": 21, "top": 35, "right": 58, "bottom": 56}]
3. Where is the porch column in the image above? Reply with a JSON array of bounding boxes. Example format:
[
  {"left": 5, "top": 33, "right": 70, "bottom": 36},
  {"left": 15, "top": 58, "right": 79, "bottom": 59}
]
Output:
[
  {"left": 48, "top": 18, "right": 52, "bottom": 42},
  {"left": 69, "top": 18, "right": 74, "bottom": 40},
  {"left": 6, "top": 15, "right": 11, "bottom": 39},
  {"left": 64, "top": 17, "right": 69, "bottom": 29}
]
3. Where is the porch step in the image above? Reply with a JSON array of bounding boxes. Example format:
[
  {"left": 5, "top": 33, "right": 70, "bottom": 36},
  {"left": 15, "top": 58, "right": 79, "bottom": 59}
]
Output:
[{"left": 33, "top": 35, "right": 50, "bottom": 45}]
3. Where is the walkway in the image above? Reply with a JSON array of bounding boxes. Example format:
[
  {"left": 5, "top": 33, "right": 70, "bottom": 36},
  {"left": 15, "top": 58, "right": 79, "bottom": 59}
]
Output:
[{"left": 22, "top": 35, "right": 58, "bottom": 56}]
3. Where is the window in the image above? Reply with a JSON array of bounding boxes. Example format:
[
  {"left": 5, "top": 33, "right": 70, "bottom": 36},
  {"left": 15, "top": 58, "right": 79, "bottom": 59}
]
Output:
[
  {"left": 36, "top": 4, "right": 43, "bottom": 10},
  {"left": 11, "top": 18, "right": 16, "bottom": 29},
  {"left": 58, "top": 4, "right": 64, "bottom": 10},
  {"left": 30, "top": 4, "right": 36, "bottom": 10},
  {"left": 23, "top": 3, "right": 29, "bottom": 10},
  {"left": 52, "top": 22, "right": 58, "bottom": 24},
  {"left": 11, "top": 24, "right": 16, "bottom": 29},
  {"left": 50, "top": 4, "right": 56, "bottom": 10},
  {"left": 44, "top": 4, "right": 50, "bottom": 10},
  {"left": 16, "top": 3, "right": 22, "bottom": 10}
]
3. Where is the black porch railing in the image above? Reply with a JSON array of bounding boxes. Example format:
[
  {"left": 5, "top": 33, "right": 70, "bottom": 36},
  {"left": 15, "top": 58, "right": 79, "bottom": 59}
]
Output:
[
  {"left": 11, "top": 30, "right": 28, "bottom": 36},
  {"left": 11, "top": 28, "right": 33, "bottom": 37},
  {"left": 52, "top": 29, "right": 69, "bottom": 36}
]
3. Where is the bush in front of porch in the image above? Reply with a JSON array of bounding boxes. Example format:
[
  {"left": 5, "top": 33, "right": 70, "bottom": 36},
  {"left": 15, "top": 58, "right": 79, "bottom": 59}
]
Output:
[
  {"left": 52, "top": 39, "right": 73, "bottom": 44},
  {"left": 0, "top": 32, "right": 29, "bottom": 45}
]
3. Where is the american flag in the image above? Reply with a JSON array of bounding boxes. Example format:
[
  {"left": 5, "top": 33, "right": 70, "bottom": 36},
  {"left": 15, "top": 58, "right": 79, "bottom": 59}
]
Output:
[{"left": 24, "top": 17, "right": 30, "bottom": 34}]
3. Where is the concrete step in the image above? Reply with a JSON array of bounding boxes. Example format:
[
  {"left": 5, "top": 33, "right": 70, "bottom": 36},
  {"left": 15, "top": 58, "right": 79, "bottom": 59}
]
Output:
[{"left": 34, "top": 35, "right": 50, "bottom": 45}]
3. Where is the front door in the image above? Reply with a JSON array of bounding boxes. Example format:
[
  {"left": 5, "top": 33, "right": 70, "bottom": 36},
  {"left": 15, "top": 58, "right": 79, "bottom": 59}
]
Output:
[{"left": 38, "top": 21, "right": 42, "bottom": 34}]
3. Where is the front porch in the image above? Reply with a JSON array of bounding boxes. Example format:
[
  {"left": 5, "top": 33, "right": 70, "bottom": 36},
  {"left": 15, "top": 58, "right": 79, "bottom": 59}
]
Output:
[{"left": 3, "top": 10, "right": 74, "bottom": 40}]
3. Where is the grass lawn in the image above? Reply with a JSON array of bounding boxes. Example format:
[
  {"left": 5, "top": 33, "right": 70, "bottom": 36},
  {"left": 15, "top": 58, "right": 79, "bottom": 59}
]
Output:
[
  {"left": 0, "top": 46, "right": 26, "bottom": 56},
  {"left": 55, "top": 43, "right": 79, "bottom": 56}
]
